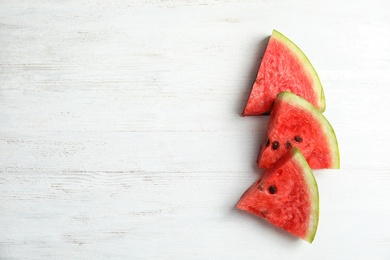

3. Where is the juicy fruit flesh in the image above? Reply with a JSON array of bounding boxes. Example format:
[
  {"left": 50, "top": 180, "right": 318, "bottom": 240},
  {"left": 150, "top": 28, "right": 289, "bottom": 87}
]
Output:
[
  {"left": 258, "top": 92, "right": 339, "bottom": 169},
  {"left": 237, "top": 148, "right": 319, "bottom": 242},
  {"left": 243, "top": 30, "right": 324, "bottom": 116}
]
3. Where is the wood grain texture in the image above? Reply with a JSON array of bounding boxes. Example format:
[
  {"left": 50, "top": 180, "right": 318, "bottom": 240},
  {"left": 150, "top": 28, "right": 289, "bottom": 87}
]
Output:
[{"left": 1, "top": 0, "right": 390, "bottom": 259}]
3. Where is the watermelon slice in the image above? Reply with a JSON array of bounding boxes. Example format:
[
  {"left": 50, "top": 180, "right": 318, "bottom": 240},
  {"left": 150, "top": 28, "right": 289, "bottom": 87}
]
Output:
[
  {"left": 243, "top": 30, "right": 325, "bottom": 116},
  {"left": 258, "top": 92, "right": 339, "bottom": 169},
  {"left": 237, "top": 147, "right": 319, "bottom": 243}
]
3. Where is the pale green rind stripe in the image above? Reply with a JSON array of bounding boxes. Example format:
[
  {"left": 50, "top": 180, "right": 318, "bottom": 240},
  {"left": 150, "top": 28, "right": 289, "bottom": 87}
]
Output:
[
  {"left": 272, "top": 30, "right": 326, "bottom": 112},
  {"left": 291, "top": 148, "right": 320, "bottom": 243},
  {"left": 277, "top": 92, "right": 340, "bottom": 169}
]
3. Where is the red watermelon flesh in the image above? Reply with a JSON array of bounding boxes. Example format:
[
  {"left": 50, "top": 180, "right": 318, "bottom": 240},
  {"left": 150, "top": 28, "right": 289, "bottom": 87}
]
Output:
[
  {"left": 258, "top": 92, "right": 339, "bottom": 169},
  {"left": 237, "top": 147, "right": 319, "bottom": 243},
  {"left": 243, "top": 30, "right": 325, "bottom": 116}
]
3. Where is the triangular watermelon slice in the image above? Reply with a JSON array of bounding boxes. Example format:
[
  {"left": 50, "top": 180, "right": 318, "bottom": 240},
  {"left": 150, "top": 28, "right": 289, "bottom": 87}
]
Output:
[
  {"left": 237, "top": 147, "right": 319, "bottom": 243},
  {"left": 258, "top": 92, "right": 339, "bottom": 169},
  {"left": 243, "top": 30, "right": 325, "bottom": 116}
]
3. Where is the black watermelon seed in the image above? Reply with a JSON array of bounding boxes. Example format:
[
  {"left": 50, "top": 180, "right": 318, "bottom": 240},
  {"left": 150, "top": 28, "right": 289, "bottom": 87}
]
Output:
[
  {"left": 294, "top": 136, "right": 303, "bottom": 142},
  {"left": 265, "top": 139, "right": 270, "bottom": 147},
  {"left": 285, "top": 142, "right": 292, "bottom": 149},
  {"left": 269, "top": 185, "right": 276, "bottom": 194},
  {"left": 272, "top": 141, "right": 279, "bottom": 150}
]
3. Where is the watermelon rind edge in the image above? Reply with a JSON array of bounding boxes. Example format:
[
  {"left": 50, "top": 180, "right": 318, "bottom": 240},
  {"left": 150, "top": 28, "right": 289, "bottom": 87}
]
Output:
[
  {"left": 291, "top": 147, "right": 320, "bottom": 243},
  {"left": 276, "top": 91, "right": 340, "bottom": 169},
  {"left": 272, "top": 29, "right": 326, "bottom": 113}
]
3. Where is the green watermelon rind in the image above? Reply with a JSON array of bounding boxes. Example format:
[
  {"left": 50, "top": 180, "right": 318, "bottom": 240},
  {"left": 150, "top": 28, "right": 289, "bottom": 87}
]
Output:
[
  {"left": 277, "top": 91, "right": 340, "bottom": 169},
  {"left": 272, "top": 30, "right": 326, "bottom": 112},
  {"left": 291, "top": 148, "right": 319, "bottom": 243}
]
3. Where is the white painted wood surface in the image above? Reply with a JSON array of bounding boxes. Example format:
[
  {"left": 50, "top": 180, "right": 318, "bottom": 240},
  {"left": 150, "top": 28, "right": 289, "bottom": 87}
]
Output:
[{"left": 1, "top": 0, "right": 390, "bottom": 259}]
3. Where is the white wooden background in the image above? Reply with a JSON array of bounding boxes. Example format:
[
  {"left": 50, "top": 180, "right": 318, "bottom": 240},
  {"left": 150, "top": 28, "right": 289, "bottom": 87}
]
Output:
[{"left": 1, "top": 0, "right": 390, "bottom": 259}]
